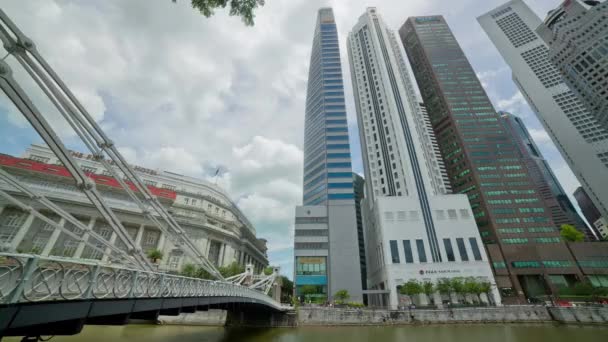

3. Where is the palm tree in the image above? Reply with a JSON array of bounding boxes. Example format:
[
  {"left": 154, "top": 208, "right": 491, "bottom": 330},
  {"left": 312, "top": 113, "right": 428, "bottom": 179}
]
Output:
[
  {"left": 436, "top": 278, "right": 452, "bottom": 304},
  {"left": 479, "top": 281, "right": 493, "bottom": 305},
  {"left": 450, "top": 278, "right": 466, "bottom": 303},
  {"left": 147, "top": 249, "right": 163, "bottom": 263},
  {"left": 422, "top": 281, "right": 435, "bottom": 305}
]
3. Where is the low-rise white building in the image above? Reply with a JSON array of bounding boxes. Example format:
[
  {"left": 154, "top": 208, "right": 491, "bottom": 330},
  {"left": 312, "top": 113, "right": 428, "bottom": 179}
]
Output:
[{"left": 364, "top": 196, "right": 501, "bottom": 307}]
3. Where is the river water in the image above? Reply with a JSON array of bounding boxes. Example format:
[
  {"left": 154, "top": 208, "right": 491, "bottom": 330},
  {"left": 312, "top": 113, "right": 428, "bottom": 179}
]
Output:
[{"left": 5, "top": 324, "right": 608, "bottom": 342}]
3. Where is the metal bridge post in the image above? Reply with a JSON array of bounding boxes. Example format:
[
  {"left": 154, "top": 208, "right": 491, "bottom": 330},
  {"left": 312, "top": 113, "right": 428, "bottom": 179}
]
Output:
[
  {"left": 8, "top": 256, "right": 39, "bottom": 304},
  {"left": 128, "top": 271, "right": 139, "bottom": 298},
  {"left": 158, "top": 274, "right": 166, "bottom": 297},
  {"left": 84, "top": 264, "right": 101, "bottom": 299}
]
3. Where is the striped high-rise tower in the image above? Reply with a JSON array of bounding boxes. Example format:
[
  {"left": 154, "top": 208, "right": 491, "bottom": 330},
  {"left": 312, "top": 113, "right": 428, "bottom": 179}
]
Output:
[{"left": 293, "top": 8, "right": 362, "bottom": 302}]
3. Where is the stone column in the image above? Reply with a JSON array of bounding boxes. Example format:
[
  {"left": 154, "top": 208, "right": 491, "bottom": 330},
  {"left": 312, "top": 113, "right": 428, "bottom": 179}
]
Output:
[
  {"left": 203, "top": 238, "right": 211, "bottom": 258},
  {"left": 9, "top": 213, "right": 36, "bottom": 251},
  {"left": 101, "top": 232, "right": 118, "bottom": 263},
  {"left": 74, "top": 217, "right": 96, "bottom": 258},
  {"left": 42, "top": 218, "right": 65, "bottom": 256},
  {"left": 218, "top": 243, "right": 226, "bottom": 266},
  {"left": 134, "top": 224, "right": 145, "bottom": 248},
  {"left": 156, "top": 232, "right": 166, "bottom": 251}
]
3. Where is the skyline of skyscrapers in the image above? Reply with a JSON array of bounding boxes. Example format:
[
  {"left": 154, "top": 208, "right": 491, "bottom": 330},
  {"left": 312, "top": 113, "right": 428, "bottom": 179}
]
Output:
[
  {"left": 399, "top": 13, "right": 581, "bottom": 302},
  {"left": 477, "top": 0, "right": 608, "bottom": 225},
  {"left": 292, "top": 2, "right": 607, "bottom": 306},
  {"left": 348, "top": 8, "right": 498, "bottom": 308},
  {"left": 293, "top": 7, "right": 362, "bottom": 303}
]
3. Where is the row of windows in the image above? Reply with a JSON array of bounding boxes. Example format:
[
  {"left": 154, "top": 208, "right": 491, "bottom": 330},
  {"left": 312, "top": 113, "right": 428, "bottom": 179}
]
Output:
[
  {"left": 327, "top": 153, "right": 350, "bottom": 159},
  {"left": 327, "top": 182, "right": 353, "bottom": 189},
  {"left": 511, "top": 260, "right": 573, "bottom": 268},
  {"left": 501, "top": 237, "right": 561, "bottom": 244},
  {"left": 498, "top": 226, "right": 556, "bottom": 234},
  {"left": 389, "top": 237, "right": 482, "bottom": 264},
  {"left": 328, "top": 193, "right": 354, "bottom": 200},
  {"left": 327, "top": 144, "right": 349, "bottom": 150}
]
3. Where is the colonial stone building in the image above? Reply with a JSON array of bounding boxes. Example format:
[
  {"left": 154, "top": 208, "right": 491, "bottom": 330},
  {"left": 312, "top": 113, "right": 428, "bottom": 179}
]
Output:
[{"left": 0, "top": 144, "right": 268, "bottom": 273}]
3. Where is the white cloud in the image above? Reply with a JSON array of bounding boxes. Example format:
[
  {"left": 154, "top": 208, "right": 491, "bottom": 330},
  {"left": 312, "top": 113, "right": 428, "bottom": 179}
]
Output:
[
  {"left": 0, "top": 0, "right": 575, "bottom": 276},
  {"left": 497, "top": 91, "right": 528, "bottom": 114},
  {"left": 528, "top": 128, "right": 552, "bottom": 146},
  {"left": 476, "top": 67, "right": 508, "bottom": 88}
]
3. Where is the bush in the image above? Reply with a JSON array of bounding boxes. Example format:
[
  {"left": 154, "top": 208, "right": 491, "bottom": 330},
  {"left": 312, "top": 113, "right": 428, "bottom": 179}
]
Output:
[
  {"left": 334, "top": 289, "right": 350, "bottom": 302},
  {"left": 347, "top": 301, "right": 365, "bottom": 308}
]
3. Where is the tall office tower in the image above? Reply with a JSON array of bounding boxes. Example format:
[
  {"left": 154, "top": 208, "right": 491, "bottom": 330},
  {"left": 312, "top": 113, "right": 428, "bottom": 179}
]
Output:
[
  {"left": 537, "top": 0, "right": 608, "bottom": 130},
  {"left": 477, "top": 0, "right": 608, "bottom": 224},
  {"left": 349, "top": 8, "right": 498, "bottom": 308},
  {"left": 574, "top": 187, "right": 608, "bottom": 239},
  {"left": 293, "top": 8, "right": 362, "bottom": 303},
  {"left": 352, "top": 172, "right": 367, "bottom": 291},
  {"left": 400, "top": 15, "right": 577, "bottom": 303},
  {"left": 499, "top": 112, "right": 596, "bottom": 240}
]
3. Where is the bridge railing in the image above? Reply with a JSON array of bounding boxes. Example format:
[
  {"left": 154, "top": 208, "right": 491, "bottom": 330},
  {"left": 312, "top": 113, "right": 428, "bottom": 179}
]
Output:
[{"left": 0, "top": 253, "right": 283, "bottom": 310}]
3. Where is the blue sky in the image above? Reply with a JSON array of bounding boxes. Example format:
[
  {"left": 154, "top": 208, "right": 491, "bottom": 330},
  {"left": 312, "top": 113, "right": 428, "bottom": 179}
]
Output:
[{"left": 0, "top": 0, "right": 580, "bottom": 279}]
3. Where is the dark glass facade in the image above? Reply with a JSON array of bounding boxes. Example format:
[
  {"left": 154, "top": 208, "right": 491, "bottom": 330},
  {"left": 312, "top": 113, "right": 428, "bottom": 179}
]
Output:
[
  {"left": 499, "top": 112, "right": 596, "bottom": 240},
  {"left": 399, "top": 16, "right": 581, "bottom": 303},
  {"left": 574, "top": 187, "right": 603, "bottom": 229}
]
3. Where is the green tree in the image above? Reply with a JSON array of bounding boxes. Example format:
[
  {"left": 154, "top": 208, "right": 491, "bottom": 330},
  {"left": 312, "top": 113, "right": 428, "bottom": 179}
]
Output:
[
  {"left": 560, "top": 224, "right": 584, "bottom": 242},
  {"left": 195, "top": 267, "right": 214, "bottom": 280},
  {"left": 300, "top": 285, "right": 320, "bottom": 302},
  {"left": 450, "top": 278, "right": 466, "bottom": 303},
  {"left": 219, "top": 262, "right": 245, "bottom": 277},
  {"left": 174, "top": 0, "right": 265, "bottom": 26},
  {"left": 300, "top": 285, "right": 318, "bottom": 295},
  {"left": 263, "top": 266, "right": 274, "bottom": 275},
  {"left": 463, "top": 277, "right": 482, "bottom": 304},
  {"left": 181, "top": 263, "right": 197, "bottom": 277},
  {"left": 334, "top": 289, "right": 350, "bottom": 303},
  {"left": 479, "top": 281, "right": 493, "bottom": 305},
  {"left": 436, "top": 278, "right": 452, "bottom": 299},
  {"left": 280, "top": 276, "right": 293, "bottom": 303},
  {"left": 400, "top": 279, "right": 423, "bottom": 297},
  {"left": 147, "top": 249, "right": 163, "bottom": 263},
  {"left": 422, "top": 281, "right": 435, "bottom": 304}
]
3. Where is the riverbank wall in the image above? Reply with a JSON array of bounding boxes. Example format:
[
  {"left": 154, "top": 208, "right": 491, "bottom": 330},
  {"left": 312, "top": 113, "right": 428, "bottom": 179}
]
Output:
[
  {"left": 158, "top": 310, "right": 227, "bottom": 326},
  {"left": 297, "top": 306, "right": 552, "bottom": 325},
  {"left": 548, "top": 307, "right": 608, "bottom": 324},
  {"left": 155, "top": 305, "right": 608, "bottom": 327}
]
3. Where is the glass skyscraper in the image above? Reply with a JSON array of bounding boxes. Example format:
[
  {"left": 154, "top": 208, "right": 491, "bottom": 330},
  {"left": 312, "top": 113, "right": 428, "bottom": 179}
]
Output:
[
  {"left": 302, "top": 9, "right": 355, "bottom": 206},
  {"left": 399, "top": 15, "right": 578, "bottom": 303},
  {"left": 498, "top": 112, "right": 595, "bottom": 240},
  {"left": 294, "top": 8, "right": 362, "bottom": 303}
]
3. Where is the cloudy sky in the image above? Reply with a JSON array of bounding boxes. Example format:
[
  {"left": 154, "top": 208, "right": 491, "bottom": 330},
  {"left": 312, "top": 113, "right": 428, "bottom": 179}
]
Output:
[{"left": 0, "top": 0, "right": 579, "bottom": 278}]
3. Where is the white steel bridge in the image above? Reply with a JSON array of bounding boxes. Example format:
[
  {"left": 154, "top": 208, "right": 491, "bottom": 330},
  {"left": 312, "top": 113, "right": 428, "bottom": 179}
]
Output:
[{"left": 0, "top": 6, "right": 288, "bottom": 340}]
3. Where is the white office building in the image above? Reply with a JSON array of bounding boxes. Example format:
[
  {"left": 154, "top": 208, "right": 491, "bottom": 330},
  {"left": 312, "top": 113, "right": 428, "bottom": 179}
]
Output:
[
  {"left": 478, "top": 0, "right": 608, "bottom": 220},
  {"left": 347, "top": 8, "right": 499, "bottom": 308},
  {"left": 537, "top": 0, "right": 608, "bottom": 131}
]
